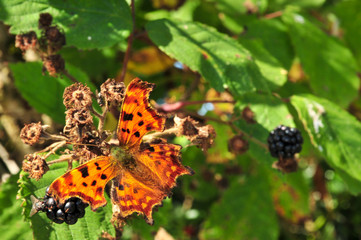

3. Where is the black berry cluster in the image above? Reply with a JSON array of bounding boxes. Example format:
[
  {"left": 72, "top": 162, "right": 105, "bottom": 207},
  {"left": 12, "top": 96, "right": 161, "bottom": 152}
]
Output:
[
  {"left": 267, "top": 125, "right": 303, "bottom": 158},
  {"left": 35, "top": 187, "right": 88, "bottom": 225}
]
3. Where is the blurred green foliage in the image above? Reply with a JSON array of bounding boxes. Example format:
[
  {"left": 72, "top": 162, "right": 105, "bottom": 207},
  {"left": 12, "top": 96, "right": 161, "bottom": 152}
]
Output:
[{"left": 1, "top": 0, "right": 361, "bottom": 239}]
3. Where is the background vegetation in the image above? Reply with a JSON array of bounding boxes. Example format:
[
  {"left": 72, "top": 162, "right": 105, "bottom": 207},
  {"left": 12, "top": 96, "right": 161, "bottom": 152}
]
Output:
[{"left": 1, "top": 0, "right": 361, "bottom": 239}]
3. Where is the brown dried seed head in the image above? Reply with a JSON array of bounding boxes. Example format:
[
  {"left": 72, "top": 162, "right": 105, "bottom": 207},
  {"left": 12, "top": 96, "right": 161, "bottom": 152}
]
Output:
[
  {"left": 64, "top": 108, "right": 94, "bottom": 141},
  {"left": 63, "top": 83, "right": 93, "bottom": 109},
  {"left": 38, "top": 13, "right": 53, "bottom": 29},
  {"left": 272, "top": 157, "right": 298, "bottom": 173},
  {"left": 65, "top": 108, "right": 93, "bottom": 127},
  {"left": 174, "top": 116, "right": 199, "bottom": 137},
  {"left": 228, "top": 134, "right": 249, "bottom": 155},
  {"left": 22, "top": 154, "right": 49, "bottom": 180},
  {"left": 174, "top": 116, "right": 216, "bottom": 151},
  {"left": 43, "top": 54, "right": 65, "bottom": 77},
  {"left": 242, "top": 106, "right": 256, "bottom": 124},
  {"left": 100, "top": 78, "right": 125, "bottom": 106},
  {"left": 196, "top": 124, "right": 216, "bottom": 152},
  {"left": 20, "top": 122, "right": 43, "bottom": 145},
  {"left": 15, "top": 32, "right": 37, "bottom": 51},
  {"left": 44, "top": 26, "right": 66, "bottom": 52}
]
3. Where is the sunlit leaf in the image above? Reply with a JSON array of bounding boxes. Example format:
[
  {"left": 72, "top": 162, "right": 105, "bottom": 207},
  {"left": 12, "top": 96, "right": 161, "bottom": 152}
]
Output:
[
  {"left": 0, "top": 0, "right": 131, "bottom": 49},
  {"left": 291, "top": 94, "right": 361, "bottom": 194},
  {"left": 283, "top": 11, "right": 359, "bottom": 107}
]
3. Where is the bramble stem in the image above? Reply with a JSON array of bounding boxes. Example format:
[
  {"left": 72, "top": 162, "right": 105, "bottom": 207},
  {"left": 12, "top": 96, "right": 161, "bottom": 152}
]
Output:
[
  {"left": 47, "top": 154, "right": 73, "bottom": 165},
  {"left": 62, "top": 69, "right": 78, "bottom": 83},
  {"left": 263, "top": 10, "right": 283, "bottom": 19},
  {"left": 119, "top": 0, "right": 135, "bottom": 82},
  {"left": 184, "top": 111, "right": 268, "bottom": 150},
  {"left": 158, "top": 100, "right": 235, "bottom": 112}
]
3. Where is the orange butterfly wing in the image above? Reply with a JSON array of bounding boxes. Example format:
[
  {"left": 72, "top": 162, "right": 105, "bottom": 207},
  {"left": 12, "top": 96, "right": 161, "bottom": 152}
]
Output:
[
  {"left": 110, "top": 144, "right": 193, "bottom": 224},
  {"left": 117, "top": 78, "right": 165, "bottom": 149},
  {"left": 48, "top": 156, "right": 119, "bottom": 211}
]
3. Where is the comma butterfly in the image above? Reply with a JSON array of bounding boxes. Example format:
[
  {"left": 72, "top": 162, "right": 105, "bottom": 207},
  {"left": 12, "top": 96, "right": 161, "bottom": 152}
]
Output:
[{"left": 47, "top": 78, "right": 193, "bottom": 224}]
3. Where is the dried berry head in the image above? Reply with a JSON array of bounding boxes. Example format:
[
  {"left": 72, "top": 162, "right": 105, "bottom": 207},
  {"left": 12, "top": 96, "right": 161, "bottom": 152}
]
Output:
[
  {"left": 64, "top": 108, "right": 94, "bottom": 141},
  {"left": 22, "top": 154, "right": 49, "bottom": 180},
  {"left": 44, "top": 26, "right": 66, "bottom": 52},
  {"left": 15, "top": 32, "right": 37, "bottom": 52},
  {"left": 63, "top": 83, "right": 93, "bottom": 110},
  {"left": 38, "top": 13, "right": 53, "bottom": 29},
  {"left": 272, "top": 157, "right": 298, "bottom": 173},
  {"left": 174, "top": 116, "right": 216, "bottom": 152},
  {"left": 20, "top": 122, "right": 44, "bottom": 145},
  {"left": 43, "top": 54, "right": 65, "bottom": 77},
  {"left": 242, "top": 106, "right": 256, "bottom": 124},
  {"left": 228, "top": 134, "right": 249, "bottom": 155},
  {"left": 100, "top": 78, "right": 125, "bottom": 106}
]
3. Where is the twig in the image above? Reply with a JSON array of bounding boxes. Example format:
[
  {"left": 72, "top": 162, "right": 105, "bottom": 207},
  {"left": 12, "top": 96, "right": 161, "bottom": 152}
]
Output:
[
  {"left": 62, "top": 69, "right": 79, "bottom": 83},
  {"left": 263, "top": 11, "right": 283, "bottom": 19},
  {"left": 119, "top": 0, "right": 135, "bottom": 82},
  {"left": 91, "top": 104, "right": 109, "bottom": 135},
  {"left": 42, "top": 140, "right": 68, "bottom": 159},
  {"left": 158, "top": 100, "right": 235, "bottom": 112},
  {"left": 47, "top": 154, "right": 74, "bottom": 165},
  {"left": 184, "top": 110, "right": 268, "bottom": 150}
]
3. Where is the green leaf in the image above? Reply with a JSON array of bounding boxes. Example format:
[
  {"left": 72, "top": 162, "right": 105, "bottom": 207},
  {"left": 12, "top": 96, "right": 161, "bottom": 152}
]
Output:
[
  {"left": 333, "top": 0, "right": 361, "bottom": 68},
  {"left": 200, "top": 166, "right": 279, "bottom": 240},
  {"left": 238, "top": 39, "right": 287, "bottom": 90},
  {"left": 18, "top": 158, "right": 115, "bottom": 240},
  {"left": 10, "top": 62, "right": 95, "bottom": 124},
  {"left": 146, "top": 19, "right": 270, "bottom": 97},
  {"left": 270, "top": 171, "right": 311, "bottom": 222},
  {"left": 291, "top": 94, "right": 361, "bottom": 194},
  {"left": 282, "top": 12, "right": 360, "bottom": 107},
  {"left": 242, "top": 18, "right": 294, "bottom": 69},
  {"left": 268, "top": 0, "right": 326, "bottom": 11},
  {"left": 0, "top": 0, "right": 131, "bottom": 49},
  {"left": 0, "top": 174, "right": 33, "bottom": 240}
]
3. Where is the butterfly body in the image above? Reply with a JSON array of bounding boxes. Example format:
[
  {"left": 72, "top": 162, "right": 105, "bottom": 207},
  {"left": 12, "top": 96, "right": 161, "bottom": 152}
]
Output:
[{"left": 47, "top": 78, "right": 193, "bottom": 224}]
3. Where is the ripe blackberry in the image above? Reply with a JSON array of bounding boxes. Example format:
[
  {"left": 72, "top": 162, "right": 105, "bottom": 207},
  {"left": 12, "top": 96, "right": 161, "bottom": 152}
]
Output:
[
  {"left": 39, "top": 187, "right": 88, "bottom": 225},
  {"left": 267, "top": 125, "right": 303, "bottom": 158}
]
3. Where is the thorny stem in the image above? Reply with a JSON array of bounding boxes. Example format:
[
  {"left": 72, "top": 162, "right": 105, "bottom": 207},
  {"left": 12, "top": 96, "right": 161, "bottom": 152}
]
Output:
[
  {"left": 39, "top": 140, "right": 68, "bottom": 159},
  {"left": 47, "top": 154, "right": 73, "bottom": 165},
  {"left": 263, "top": 10, "right": 283, "bottom": 19},
  {"left": 158, "top": 100, "right": 235, "bottom": 112},
  {"left": 91, "top": 103, "right": 109, "bottom": 135},
  {"left": 184, "top": 110, "right": 269, "bottom": 150},
  {"left": 62, "top": 69, "right": 78, "bottom": 83},
  {"left": 119, "top": 0, "right": 135, "bottom": 82},
  {"left": 42, "top": 131, "right": 68, "bottom": 141}
]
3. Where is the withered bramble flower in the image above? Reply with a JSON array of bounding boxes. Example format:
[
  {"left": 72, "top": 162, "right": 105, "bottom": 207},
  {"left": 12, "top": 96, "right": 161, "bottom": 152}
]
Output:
[
  {"left": 100, "top": 78, "right": 125, "bottom": 106},
  {"left": 15, "top": 31, "right": 38, "bottom": 52},
  {"left": 22, "top": 154, "right": 49, "bottom": 180},
  {"left": 63, "top": 83, "right": 93, "bottom": 110},
  {"left": 228, "top": 134, "right": 249, "bottom": 155}
]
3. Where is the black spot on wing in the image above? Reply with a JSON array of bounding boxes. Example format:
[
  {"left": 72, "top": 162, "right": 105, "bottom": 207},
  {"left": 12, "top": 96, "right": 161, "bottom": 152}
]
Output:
[
  {"left": 123, "top": 113, "right": 134, "bottom": 121},
  {"left": 78, "top": 166, "right": 89, "bottom": 178}
]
